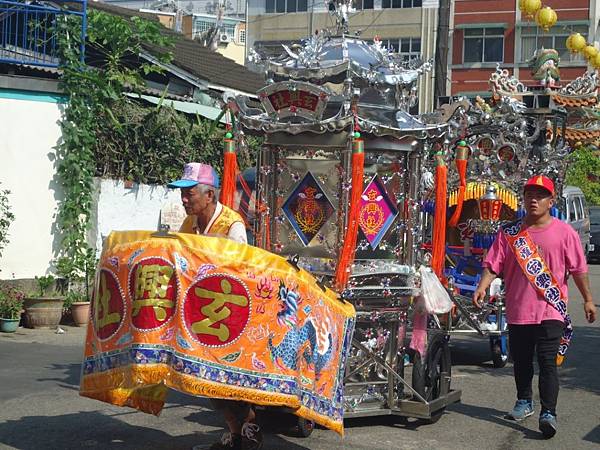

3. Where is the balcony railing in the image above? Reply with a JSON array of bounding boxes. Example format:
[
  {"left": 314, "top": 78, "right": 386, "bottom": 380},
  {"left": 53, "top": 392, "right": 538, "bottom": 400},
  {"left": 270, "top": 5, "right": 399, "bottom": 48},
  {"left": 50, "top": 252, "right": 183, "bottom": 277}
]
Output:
[{"left": 0, "top": 0, "right": 87, "bottom": 68}]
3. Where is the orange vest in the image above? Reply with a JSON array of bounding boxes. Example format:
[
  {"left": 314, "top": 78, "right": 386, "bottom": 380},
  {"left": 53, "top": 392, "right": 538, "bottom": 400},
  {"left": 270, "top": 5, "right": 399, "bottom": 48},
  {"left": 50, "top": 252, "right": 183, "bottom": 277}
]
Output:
[{"left": 179, "top": 204, "right": 244, "bottom": 238}]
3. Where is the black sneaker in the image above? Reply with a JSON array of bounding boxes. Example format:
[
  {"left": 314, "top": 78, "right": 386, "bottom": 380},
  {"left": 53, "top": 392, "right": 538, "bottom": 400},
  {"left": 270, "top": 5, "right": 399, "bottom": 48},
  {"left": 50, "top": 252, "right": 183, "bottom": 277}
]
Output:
[
  {"left": 241, "top": 422, "right": 263, "bottom": 450},
  {"left": 200, "top": 432, "right": 241, "bottom": 450}
]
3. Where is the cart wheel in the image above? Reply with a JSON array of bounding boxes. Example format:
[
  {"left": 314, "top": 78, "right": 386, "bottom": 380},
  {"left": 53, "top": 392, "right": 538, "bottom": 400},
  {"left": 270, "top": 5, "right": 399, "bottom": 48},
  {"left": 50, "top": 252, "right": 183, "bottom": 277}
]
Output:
[
  {"left": 491, "top": 336, "right": 509, "bottom": 368},
  {"left": 412, "top": 332, "right": 451, "bottom": 424},
  {"left": 293, "top": 417, "right": 314, "bottom": 438}
]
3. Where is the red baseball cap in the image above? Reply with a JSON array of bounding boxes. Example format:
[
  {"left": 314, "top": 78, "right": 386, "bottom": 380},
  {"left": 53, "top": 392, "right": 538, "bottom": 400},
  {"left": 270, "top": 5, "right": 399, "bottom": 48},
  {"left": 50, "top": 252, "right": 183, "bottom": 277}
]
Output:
[{"left": 524, "top": 175, "right": 555, "bottom": 196}]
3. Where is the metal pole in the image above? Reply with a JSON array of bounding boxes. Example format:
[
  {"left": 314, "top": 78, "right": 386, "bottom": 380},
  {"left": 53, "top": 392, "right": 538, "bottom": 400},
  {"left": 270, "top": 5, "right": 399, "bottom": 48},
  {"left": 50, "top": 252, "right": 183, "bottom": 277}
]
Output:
[{"left": 434, "top": 0, "right": 450, "bottom": 106}]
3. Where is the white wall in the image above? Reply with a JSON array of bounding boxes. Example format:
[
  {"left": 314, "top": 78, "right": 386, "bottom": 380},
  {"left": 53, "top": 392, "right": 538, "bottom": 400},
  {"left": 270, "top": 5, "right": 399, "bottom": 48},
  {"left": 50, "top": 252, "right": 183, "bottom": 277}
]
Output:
[
  {"left": 0, "top": 95, "right": 187, "bottom": 278},
  {"left": 0, "top": 96, "right": 64, "bottom": 279},
  {"left": 93, "top": 179, "right": 186, "bottom": 254}
]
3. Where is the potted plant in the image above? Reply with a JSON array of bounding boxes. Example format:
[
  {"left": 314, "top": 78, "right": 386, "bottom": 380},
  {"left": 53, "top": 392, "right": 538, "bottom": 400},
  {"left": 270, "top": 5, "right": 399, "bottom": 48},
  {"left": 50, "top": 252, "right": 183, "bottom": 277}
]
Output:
[
  {"left": 23, "top": 275, "right": 64, "bottom": 329},
  {"left": 56, "top": 250, "right": 95, "bottom": 327},
  {"left": 0, "top": 284, "right": 24, "bottom": 333},
  {"left": 64, "top": 289, "right": 91, "bottom": 327}
]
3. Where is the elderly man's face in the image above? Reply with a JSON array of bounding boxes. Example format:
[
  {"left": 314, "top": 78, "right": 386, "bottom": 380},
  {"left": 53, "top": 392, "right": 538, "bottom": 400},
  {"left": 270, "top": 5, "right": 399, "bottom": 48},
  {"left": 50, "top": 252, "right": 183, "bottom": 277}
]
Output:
[{"left": 181, "top": 185, "right": 213, "bottom": 215}]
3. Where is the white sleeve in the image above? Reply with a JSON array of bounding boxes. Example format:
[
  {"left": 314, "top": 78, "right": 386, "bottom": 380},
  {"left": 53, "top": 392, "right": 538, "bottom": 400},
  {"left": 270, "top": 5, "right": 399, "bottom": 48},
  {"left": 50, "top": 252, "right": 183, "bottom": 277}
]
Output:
[{"left": 228, "top": 221, "right": 248, "bottom": 244}]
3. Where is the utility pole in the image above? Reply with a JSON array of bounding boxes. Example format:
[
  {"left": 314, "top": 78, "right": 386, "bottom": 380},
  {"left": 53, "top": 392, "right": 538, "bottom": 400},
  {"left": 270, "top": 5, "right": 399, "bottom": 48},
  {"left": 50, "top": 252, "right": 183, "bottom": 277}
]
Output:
[{"left": 434, "top": 0, "right": 451, "bottom": 106}]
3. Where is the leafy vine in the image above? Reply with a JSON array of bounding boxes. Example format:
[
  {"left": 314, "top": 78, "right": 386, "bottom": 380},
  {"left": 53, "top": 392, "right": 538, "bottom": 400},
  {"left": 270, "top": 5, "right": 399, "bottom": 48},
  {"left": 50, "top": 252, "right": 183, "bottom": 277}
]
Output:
[{"left": 54, "top": 10, "right": 259, "bottom": 288}]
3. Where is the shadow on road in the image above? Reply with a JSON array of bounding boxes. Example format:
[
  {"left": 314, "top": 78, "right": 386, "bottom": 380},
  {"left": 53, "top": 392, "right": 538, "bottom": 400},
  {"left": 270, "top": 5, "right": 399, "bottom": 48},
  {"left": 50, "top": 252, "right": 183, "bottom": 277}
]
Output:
[
  {"left": 448, "top": 324, "right": 600, "bottom": 396},
  {"left": 37, "top": 362, "right": 81, "bottom": 391},
  {"left": 583, "top": 425, "right": 600, "bottom": 444},
  {"left": 448, "top": 402, "right": 545, "bottom": 441},
  {"left": 0, "top": 410, "right": 311, "bottom": 450}
]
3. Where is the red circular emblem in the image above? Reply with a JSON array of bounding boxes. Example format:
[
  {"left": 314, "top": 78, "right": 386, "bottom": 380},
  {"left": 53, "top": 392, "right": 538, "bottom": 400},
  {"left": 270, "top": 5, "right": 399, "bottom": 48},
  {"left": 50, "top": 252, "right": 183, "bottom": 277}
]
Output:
[
  {"left": 183, "top": 274, "right": 251, "bottom": 347},
  {"left": 91, "top": 269, "right": 126, "bottom": 341},
  {"left": 128, "top": 257, "right": 178, "bottom": 331}
]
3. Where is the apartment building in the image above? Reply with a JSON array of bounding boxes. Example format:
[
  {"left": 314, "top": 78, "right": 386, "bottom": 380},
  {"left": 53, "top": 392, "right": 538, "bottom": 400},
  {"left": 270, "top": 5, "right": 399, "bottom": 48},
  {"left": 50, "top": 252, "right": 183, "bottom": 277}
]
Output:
[{"left": 449, "top": 0, "right": 599, "bottom": 97}]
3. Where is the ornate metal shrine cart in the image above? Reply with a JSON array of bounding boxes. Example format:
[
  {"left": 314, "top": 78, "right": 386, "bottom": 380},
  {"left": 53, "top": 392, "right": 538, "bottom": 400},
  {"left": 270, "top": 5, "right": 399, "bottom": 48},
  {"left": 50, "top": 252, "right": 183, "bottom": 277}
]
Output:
[
  {"left": 226, "top": 10, "right": 461, "bottom": 425},
  {"left": 420, "top": 51, "right": 592, "bottom": 368}
]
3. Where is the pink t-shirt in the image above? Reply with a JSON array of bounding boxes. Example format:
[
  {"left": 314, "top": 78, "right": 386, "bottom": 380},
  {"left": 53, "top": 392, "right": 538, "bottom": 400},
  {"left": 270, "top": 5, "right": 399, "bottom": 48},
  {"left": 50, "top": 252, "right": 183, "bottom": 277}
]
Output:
[{"left": 483, "top": 218, "right": 587, "bottom": 324}]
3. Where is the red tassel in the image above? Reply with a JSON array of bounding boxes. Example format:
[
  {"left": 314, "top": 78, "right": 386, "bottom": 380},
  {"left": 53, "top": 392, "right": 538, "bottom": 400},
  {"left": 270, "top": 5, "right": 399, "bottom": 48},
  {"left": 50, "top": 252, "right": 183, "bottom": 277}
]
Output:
[
  {"left": 448, "top": 145, "right": 468, "bottom": 227},
  {"left": 335, "top": 138, "right": 364, "bottom": 291},
  {"left": 220, "top": 139, "right": 237, "bottom": 208},
  {"left": 431, "top": 155, "right": 447, "bottom": 279}
]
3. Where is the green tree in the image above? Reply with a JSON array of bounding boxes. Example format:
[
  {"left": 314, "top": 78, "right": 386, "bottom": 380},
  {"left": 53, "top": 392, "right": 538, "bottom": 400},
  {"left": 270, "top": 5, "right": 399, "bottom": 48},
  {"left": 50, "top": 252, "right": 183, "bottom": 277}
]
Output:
[{"left": 565, "top": 145, "right": 600, "bottom": 206}]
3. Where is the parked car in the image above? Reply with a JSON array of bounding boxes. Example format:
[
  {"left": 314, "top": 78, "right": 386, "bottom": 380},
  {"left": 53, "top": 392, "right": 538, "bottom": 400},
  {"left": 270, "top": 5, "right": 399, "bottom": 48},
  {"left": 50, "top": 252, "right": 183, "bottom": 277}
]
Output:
[
  {"left": 588, "top": 206, "right": 600, "bottom": 263},
  {"left": 560, "top": 186, "right": 591, "bottom": 257}
]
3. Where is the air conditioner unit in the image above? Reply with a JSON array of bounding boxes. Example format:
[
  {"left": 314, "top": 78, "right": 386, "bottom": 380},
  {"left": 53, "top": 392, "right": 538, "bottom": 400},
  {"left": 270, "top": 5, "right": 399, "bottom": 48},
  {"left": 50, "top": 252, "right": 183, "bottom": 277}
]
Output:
[{"left": 219, "top": 34, "right": 230, "bottom": 43}]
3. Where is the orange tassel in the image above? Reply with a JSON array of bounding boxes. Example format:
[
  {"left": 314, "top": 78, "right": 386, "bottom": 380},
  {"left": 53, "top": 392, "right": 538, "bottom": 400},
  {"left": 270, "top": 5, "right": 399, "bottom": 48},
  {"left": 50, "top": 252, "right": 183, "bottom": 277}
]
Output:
[
  {"left": 220, "top": 139, "right": 238, "bottom": 208},
  {"left": 431, "top": 155, "right": 447, "bottom": 279},
  {"left": 448, "top": 145, "right": 468, "bottom": 227},
  {"left": 335, "top": 139, "right": 365, "bottom": 291}
]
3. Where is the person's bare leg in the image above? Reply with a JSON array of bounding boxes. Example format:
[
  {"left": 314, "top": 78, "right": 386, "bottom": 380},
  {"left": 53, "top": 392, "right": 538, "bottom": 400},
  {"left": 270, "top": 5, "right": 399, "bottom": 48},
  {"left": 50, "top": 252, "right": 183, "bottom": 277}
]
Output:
[{"left": 222, "top": 408, "right": 242, "bottom": 434}]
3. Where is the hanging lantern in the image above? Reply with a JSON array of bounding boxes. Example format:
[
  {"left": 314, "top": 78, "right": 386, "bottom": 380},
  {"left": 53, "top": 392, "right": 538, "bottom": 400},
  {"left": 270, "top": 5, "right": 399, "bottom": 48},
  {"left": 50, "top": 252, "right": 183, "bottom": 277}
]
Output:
[
  {"left": 478, "top": 185, "right": 503, "bottom": 221},
  {"left": 535, "top": 6, "right": 557, "bottom": 32},
  {"left": 583, "top": 45, "right": 599, "bottom": 61},
  {"left": 519, "top": 0, "right": 542, "bottom": 19},
  {"left": 566, "top": 33, "right": 586, "bottom": 53}
]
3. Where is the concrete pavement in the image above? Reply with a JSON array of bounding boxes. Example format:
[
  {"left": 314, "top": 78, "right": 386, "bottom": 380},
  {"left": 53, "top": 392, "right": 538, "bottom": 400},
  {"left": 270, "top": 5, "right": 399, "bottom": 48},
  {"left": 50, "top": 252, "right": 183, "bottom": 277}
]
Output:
[{"left": 1, "top": 265, "right": 599, "bottom": 450}]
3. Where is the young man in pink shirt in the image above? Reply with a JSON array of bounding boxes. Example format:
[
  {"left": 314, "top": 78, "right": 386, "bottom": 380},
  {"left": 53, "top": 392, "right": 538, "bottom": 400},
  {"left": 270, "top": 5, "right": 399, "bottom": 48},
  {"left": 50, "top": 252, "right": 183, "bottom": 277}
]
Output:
[{"left": 473, "top": 175, "right": 596, "bottom": 439}]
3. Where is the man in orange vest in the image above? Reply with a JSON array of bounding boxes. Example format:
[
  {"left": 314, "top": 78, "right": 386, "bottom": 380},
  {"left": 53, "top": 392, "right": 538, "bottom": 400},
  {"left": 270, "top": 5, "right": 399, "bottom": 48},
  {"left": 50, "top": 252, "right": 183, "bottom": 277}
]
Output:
[{"left": 169, "top": 163, "right": 262, "bottom": 450}]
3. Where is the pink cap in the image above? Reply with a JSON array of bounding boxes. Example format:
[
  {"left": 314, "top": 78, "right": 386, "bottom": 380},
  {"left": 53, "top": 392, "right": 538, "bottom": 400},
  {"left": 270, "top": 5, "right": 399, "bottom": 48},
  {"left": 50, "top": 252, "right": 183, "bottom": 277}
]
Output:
[{"left": 168, "top": 163, "right": 220, "bottom": 188}]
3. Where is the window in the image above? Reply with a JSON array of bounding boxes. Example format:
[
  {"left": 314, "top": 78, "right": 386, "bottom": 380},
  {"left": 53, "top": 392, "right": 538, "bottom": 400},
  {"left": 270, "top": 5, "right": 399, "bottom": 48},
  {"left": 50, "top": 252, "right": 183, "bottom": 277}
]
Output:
[
  {"left": 569, "top": 199, "right": 577, "bottom": 221},
  {"left": 575, "top": 197, "right": 584, "bottom": 221},
  {"left": 223, "top": 23, "right": 236, "bottom": 39},
  {"left": 265, "top": 0, "right": 308, "bottom": 13},
  {"left": 382, "top": 0, "right": 421, "bottom": 8},
  {"left": 355, "top": 0, "right": 374, "bottom": 9},
  {"left": 193, "top": 19, "right": 212, "bottom": 38},
  {"left": 520, "top": 25, "right": 587, "bottom": 63},
  {"left": 383, "top": 37, "right": 421, "bottom": 61},
  {"left": 463, "top": 27, "right": 504, "bottom": 63},
  {"left": 239, "top": 29, "right": 246, "bottom": 44}
]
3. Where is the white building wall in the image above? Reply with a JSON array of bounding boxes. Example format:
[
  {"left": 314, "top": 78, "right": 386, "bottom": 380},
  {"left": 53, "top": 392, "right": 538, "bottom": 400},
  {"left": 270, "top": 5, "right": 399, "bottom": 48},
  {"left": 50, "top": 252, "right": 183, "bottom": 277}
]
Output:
[
  {"left": 0, "top": 96, "right": 64, "bottom": 279},
  {"left": 93, "top": 179, "right": 185, "bottom": 254},
  {"left": 0, "top": 94, "right": 187, "bottom": 279}
]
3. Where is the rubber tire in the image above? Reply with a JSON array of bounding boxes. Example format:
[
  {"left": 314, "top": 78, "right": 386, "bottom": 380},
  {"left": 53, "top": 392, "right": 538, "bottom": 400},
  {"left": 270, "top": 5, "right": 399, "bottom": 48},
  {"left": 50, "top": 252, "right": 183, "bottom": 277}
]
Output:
[
  {"left": 491, "top": 341, "right": 509, "bottom": 368},
  {"left": 294, "top": 417, "right": 314, "bottom": 438},
  {"left": 411, "top": 332, "right": 451, "bottom": 424}
]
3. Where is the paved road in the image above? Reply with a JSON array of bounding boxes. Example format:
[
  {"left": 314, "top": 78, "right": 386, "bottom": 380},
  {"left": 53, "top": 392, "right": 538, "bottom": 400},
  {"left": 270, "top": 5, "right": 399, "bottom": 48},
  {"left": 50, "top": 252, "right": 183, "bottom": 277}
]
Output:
[{"left": 1, "top": 265, "right": 599, "bottom": 450}]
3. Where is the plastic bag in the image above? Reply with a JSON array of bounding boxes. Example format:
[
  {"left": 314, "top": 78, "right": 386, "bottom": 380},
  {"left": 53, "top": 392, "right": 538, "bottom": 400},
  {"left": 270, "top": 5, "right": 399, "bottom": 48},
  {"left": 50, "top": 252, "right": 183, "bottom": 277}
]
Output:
[{"left": 418, "top": 265, "right": 453, "bottom": 314}]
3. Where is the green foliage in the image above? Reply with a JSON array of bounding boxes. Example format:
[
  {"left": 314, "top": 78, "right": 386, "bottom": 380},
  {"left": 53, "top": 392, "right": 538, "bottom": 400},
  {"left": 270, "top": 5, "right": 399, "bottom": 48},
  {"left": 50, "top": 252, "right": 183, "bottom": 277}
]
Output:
[
  {"left": 35, "top": 275, "right": 55, "bottom": 297},
  {"left": 63, "top": 289, "right": 88, "bottom": 310},
  {"left": 55, "top": 10, "right": 259, "bottom": 283},
  {"left": 0, "top": 183, "right": 15, "bottom": 261},
  {"left": 54, "top": 10, "right": 174, "bottom": 279},
  {"left": 0, "top": 284, "right": 24, "bottom": 320},
  {"left": 565, "top": 146, "right": 600, "bottom": 206}
]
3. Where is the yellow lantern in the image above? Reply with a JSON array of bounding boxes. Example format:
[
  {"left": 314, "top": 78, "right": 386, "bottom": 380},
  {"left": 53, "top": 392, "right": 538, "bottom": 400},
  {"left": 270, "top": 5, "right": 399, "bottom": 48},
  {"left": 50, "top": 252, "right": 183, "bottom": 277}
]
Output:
[
  {"left": 566, "top": 33, "right": 587, "bottom": 53},
  {"left": 593, "top": 52, "right": 600, "bottom": 69},
  {"left": 583, "top": 45, "right": 599, "bottom": 61},
  {"left": 519, "top": 0, "right": 542, "bottom": 19},
  {"left": 535, "top": 6, "right": 557, "bottom": 31}
]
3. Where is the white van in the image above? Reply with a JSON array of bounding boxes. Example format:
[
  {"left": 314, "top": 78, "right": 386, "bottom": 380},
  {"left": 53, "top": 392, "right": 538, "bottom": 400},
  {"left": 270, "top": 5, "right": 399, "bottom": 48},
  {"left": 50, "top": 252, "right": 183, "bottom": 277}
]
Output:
[{"left": 560, "top": 186, "right": 591, "bottom": 256}]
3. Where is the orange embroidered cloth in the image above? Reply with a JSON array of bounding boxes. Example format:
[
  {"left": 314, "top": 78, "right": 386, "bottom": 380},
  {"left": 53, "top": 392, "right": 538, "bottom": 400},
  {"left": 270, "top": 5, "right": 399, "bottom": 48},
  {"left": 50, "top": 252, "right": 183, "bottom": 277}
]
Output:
[{"left": 79, "top": 231, "right": 355, "bottom": 435}]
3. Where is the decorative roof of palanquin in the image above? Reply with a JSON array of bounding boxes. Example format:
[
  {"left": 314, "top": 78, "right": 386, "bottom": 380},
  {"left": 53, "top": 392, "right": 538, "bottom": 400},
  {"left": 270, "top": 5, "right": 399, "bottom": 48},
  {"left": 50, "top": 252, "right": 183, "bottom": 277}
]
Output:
[
  {"left": 550, "top": 71, "right": 599, "bottom": 109},
  {"left": 551, "top": 94, "right": 597, "bottom": 107},
  {"left": 556, "top": 126, "right": 600, "bottom": 145}
]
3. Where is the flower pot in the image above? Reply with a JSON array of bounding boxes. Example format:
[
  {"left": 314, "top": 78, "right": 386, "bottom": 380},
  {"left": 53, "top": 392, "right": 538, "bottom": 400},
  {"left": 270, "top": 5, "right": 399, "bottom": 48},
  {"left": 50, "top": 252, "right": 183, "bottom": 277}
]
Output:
[
  {"left": 23, "top": 297, "right": 64, "bottom": 329},
  {"left": 71, "top": 302, "right": 91, "bottom": 327},
  {"left": 0, "top": 317, "right": 20, "bottom": 333}
]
